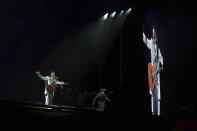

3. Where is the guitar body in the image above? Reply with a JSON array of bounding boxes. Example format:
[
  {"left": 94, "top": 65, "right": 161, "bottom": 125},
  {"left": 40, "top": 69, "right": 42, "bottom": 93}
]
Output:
[
  {"left": 148, "top": 63, "right": 157, "bottom": 93},
  {"left": 46, "top": 84, "right": 57, "bottom": 93}
]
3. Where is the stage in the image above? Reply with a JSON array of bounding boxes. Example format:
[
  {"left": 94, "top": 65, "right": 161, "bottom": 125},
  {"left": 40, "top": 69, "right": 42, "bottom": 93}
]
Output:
[{"left": 1, "top": 100, "right": 196, "bottom": 130}]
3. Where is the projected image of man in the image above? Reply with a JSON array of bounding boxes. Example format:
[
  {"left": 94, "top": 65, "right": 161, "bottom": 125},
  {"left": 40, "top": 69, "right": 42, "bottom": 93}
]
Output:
[{"left": 142, "top": 26, "right": 163, "bottom": 116}]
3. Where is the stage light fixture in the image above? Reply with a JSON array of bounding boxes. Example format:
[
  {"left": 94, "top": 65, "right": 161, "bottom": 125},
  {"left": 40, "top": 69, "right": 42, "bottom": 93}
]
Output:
[
  {"left": 119, "top": 10, "right": 124, "bottom": 16},
  {"left": 110, "top": 12, "right": 116, "bottom": 18},
  {"left": 103, "top": 13, "right": 108, "bottom": 20},
  {"left": 126, "top": 8, "right": 132, "bottom": 13}
]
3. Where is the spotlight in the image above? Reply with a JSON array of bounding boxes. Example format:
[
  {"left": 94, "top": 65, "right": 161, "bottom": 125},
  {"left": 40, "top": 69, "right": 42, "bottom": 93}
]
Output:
[
  {"left": 126, "top": 8, "right": 132, "bottom": 14},
  {"left": 103, "top": 13, "right": 108, "bottom": 20},
  {"left": 110, "top": 12, "right": 116, "bottom": 18},
  {"left": 119, "top": 10, "right": 124, "bottom": 16}
]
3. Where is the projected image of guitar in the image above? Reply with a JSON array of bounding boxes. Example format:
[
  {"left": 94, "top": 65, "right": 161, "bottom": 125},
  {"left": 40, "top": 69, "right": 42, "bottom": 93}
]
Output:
[
  {"left": 46, "top": 82, "right": 68, "bottom": 93},
  {"left": 148, "top": 63, "right": 163, "bottom": 93}
]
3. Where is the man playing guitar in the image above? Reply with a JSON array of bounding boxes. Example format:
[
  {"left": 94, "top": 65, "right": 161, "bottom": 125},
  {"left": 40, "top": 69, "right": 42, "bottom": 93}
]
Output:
[
  {"left": 143, "top": 26, "right": 163, "bottom": 115},
  {"left": 36, "top": 71, "right": 68, "bottom": 105}
]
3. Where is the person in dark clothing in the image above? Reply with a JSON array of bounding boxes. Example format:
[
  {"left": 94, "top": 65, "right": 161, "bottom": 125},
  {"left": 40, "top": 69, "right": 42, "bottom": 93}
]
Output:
[{"left": 91, "top": 88, "right": 111, "bottom": 111}]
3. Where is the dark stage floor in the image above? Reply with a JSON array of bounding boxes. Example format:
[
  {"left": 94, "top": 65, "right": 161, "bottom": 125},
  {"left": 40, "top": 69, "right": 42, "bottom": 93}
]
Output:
[{"left": 1, "top": 100, "right": 197, "bottom": 130}]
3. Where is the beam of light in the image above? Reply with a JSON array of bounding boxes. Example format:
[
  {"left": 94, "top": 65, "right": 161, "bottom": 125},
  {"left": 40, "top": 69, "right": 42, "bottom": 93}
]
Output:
[
  {"left": 110, "top": 12, "right": 116, "bottom": 18},
  {"left": 125, "top": 8, "right": 132, "bottom": 15},
  {"left": 118, "top": 10, "right": 124, "bottom": 17},
  {"left": 102, "top": 13, "right": 108, "bottom": 20}
]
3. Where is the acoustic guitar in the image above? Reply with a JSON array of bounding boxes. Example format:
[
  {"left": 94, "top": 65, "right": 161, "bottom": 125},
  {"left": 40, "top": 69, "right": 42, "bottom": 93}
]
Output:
[
  {"left": 148, "top": 63, "right": 163, "bottom": 93},
  {"left": 46, "top": 82, "right": 68, "bottom": 93},
  {"left": 46, "top": 84, "right": 58, "bottom": 93}
]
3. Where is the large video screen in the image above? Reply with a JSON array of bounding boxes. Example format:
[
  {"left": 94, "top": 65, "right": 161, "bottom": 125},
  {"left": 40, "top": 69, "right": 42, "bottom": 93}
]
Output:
[{"left": 142, "top": 3, "right": 197, "bottom": 116}]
